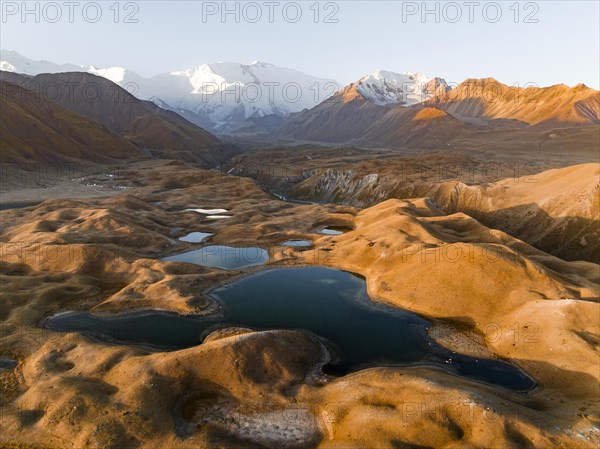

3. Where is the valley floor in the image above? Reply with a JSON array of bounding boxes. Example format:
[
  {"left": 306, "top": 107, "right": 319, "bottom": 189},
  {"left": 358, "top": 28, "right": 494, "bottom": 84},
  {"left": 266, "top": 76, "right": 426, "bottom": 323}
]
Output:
[{"left": 0, "top": 159, "right": 598, "bottom": 449}]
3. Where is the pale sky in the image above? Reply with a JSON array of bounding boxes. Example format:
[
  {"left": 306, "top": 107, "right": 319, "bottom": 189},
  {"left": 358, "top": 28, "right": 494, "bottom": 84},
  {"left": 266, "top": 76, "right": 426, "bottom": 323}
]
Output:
[{"left": 1, "top": 1, "right": 598, "bottom": 88}]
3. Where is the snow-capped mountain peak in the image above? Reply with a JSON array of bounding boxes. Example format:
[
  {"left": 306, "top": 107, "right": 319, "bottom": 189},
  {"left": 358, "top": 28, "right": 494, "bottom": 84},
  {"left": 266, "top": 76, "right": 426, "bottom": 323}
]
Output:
[
  {"left": 356, "top": 70, "right": 448, "bottom": 106},
  {"left": 0, "top": 50, "right": 144, "bottom": 86},
  {"left": 87, "top": 66, "right": 130, "bottom": 84},
  {"left": 160, "top": 61, "right": 342, "bottom": 128},
  {"left": 0, "top": 49, "right": 83, "bottom": 75},
  {"left": 0, "top": 50, "right": 342, "bottom": 131}
]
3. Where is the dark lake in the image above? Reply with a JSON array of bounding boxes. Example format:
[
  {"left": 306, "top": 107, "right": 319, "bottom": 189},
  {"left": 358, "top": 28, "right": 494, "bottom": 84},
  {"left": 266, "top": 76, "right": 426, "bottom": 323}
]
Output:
[
  {"left": 0, "top": 202, "right": 39, "bottom": 211},
  {"left": 43, "top": 267, "right": 534, "bottom": 391},
  {"left": 0, "top": 357, "right": 18, "bottom": 370}
]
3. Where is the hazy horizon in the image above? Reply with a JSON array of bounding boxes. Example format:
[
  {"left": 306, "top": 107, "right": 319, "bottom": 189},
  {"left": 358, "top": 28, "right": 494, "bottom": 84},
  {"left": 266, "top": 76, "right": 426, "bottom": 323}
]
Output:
[{"left": 1, "top": 1, "right": 599, "bottom": 89}]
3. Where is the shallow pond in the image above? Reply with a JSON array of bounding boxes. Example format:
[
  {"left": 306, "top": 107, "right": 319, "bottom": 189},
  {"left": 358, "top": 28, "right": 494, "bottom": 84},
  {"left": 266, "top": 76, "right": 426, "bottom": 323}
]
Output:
[
  {"left": 319, "top": 226, "right": 353, "bottom": 235},
  {"left": 43, "top": 267, "right": 534, "bottom": 391},
  {"left": 183, "top": 208, "right": 229, "bottom": 215},
  {"left": 178, "top": 232, "right": 213, "bottom": 243},
  {"left": 162, "top": 245, "right": 269, "bottom": 270},
  {"left": 0, "top": 357, "right": 17, "bottom": 370},
  {"left": 282, "top": 240, "right": 313, "bottom": 247}
]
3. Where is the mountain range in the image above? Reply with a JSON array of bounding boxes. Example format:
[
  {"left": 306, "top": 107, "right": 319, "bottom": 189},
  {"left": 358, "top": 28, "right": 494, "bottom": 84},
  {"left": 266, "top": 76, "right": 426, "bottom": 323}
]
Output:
[
  {"left": 1, "top": 50, "right": 456, "bottom": 133},
  {"left": 1, "top": 50, "right": 343, "bottom": 132},
  {"left": 2, "top": 49, "right": 599, "bottom": 165},
  {"left": 279, "top": 77, "right": 600, "bottom": 147},
  {"left": 425, "top": 78, "right": 600, "bottom": 128}
]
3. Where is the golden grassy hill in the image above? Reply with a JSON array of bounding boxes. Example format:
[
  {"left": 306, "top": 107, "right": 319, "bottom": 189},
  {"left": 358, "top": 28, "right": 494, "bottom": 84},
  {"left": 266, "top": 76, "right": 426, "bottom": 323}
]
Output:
[
  {"left": 0, "top": 161, "right": 597, "bottom": 448},
  {"left": 434, "top": 163, "right": 600, "bottom": 262},
  {"left": 426, "top": 78, "right": 600, "bottom": 128}
]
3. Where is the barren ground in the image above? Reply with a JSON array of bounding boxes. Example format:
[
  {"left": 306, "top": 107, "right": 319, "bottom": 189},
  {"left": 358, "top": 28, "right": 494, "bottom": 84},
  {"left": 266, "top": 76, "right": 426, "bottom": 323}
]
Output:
[{"left": 0, "top": 159, "right": 598, "bottom": 449}]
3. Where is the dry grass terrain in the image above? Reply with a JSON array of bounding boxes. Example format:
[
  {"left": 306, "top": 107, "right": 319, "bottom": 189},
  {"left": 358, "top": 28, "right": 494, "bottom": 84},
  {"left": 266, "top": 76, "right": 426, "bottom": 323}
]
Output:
[{"left": 0, "top": 161, "right": 598, "bottom": 448}]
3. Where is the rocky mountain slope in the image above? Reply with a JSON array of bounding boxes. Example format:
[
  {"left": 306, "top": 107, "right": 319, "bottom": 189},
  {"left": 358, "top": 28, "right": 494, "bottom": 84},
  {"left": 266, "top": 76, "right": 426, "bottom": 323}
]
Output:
[
  {"left": 279, "top": 76, "right": 600, "bottom": 148},
  {"left": 0, "top": 80, "right": 144, "bottom": 165},
  {"left": 426, "top": 77, "right": 600, "bottom": 128},
  {"left": 278, "top": 83, "right": 392, "bottom": 143},
  {"left": 356, "top": 105, "right": 471, "bottom": 148},
  {"left": 2, "top": 71, "right": 232, "bottom": 166}
]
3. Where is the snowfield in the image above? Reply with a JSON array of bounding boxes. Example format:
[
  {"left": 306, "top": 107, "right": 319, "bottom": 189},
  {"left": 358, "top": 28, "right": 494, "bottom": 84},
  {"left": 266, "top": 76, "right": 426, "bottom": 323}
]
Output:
[{"left": 356, "top": 70, "right": 448, "bottom": 106}]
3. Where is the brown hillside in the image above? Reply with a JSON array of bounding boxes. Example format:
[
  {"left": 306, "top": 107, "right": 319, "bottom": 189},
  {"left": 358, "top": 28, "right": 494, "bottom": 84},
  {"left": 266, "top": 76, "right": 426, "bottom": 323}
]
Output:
[
  {"left": 0, "top": 80, "right": 143, "bottom": 165},
  {"left": 358, "top": 106, "right": 471, "bottom": 148},
  {"left": 279, "top": 83, "right": 391, "bottom": 142},
  {"left": 13, "top": 72, "right": 232, "bottom": 166},
  {"left": 426, "top": 78, "right": 600, "bottom": 128}
]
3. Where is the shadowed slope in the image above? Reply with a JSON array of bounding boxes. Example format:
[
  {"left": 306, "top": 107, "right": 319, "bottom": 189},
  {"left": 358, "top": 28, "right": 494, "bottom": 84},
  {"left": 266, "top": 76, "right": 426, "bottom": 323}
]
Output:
[
  {"left": 8, "top": 72, "right": 233, "bottom": 166},
  {"left": 0, "top": 80, "right": 144, "bottom": 165},
  {"left": 434, "top": 163, "right": 600, "bottom": 262},
  {"left": 278, "top": 77, "right": 599, "bottom": 148},
  {"left": 357, "top": 106, "right": 471, "bottom": 148},
  {"left": 279, "top": 83, "right": 391, "bottom": 142}
]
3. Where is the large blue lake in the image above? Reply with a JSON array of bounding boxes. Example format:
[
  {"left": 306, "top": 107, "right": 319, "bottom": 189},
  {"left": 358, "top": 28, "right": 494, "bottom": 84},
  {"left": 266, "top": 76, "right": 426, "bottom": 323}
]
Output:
[{"left": 43, "top": 267, "right": 534, "bottom": 391}]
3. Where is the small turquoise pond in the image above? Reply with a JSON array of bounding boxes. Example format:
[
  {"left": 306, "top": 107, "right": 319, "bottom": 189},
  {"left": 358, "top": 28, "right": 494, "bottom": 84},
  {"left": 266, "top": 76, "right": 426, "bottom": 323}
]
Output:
[
  {"left": 162, "top": 245, "right": 269, "bottom": 270},
  {"left": 282, "top": 240, "right": 313, "bottom": 247},
  {"left": 320, "top": 226, "right": 353, "bottom": 235}
]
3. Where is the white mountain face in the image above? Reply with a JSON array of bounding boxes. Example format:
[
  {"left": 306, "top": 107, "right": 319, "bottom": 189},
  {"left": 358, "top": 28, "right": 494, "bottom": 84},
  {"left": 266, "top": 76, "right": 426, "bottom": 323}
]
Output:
[
  {"left": 158, "top": 61, "right": 341, "bottom": 130},
  {"left": 1, "top": 50, "right": 341, "bottom": 132},
  {"left": 0, "top": 49, "right": 145, "bottom": 88},
  {"left": 0, "top": 49, "right": 83, "bottom": 75},
  {"left": 356, "top": 70, "right": 448, "bottom": 106}
]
